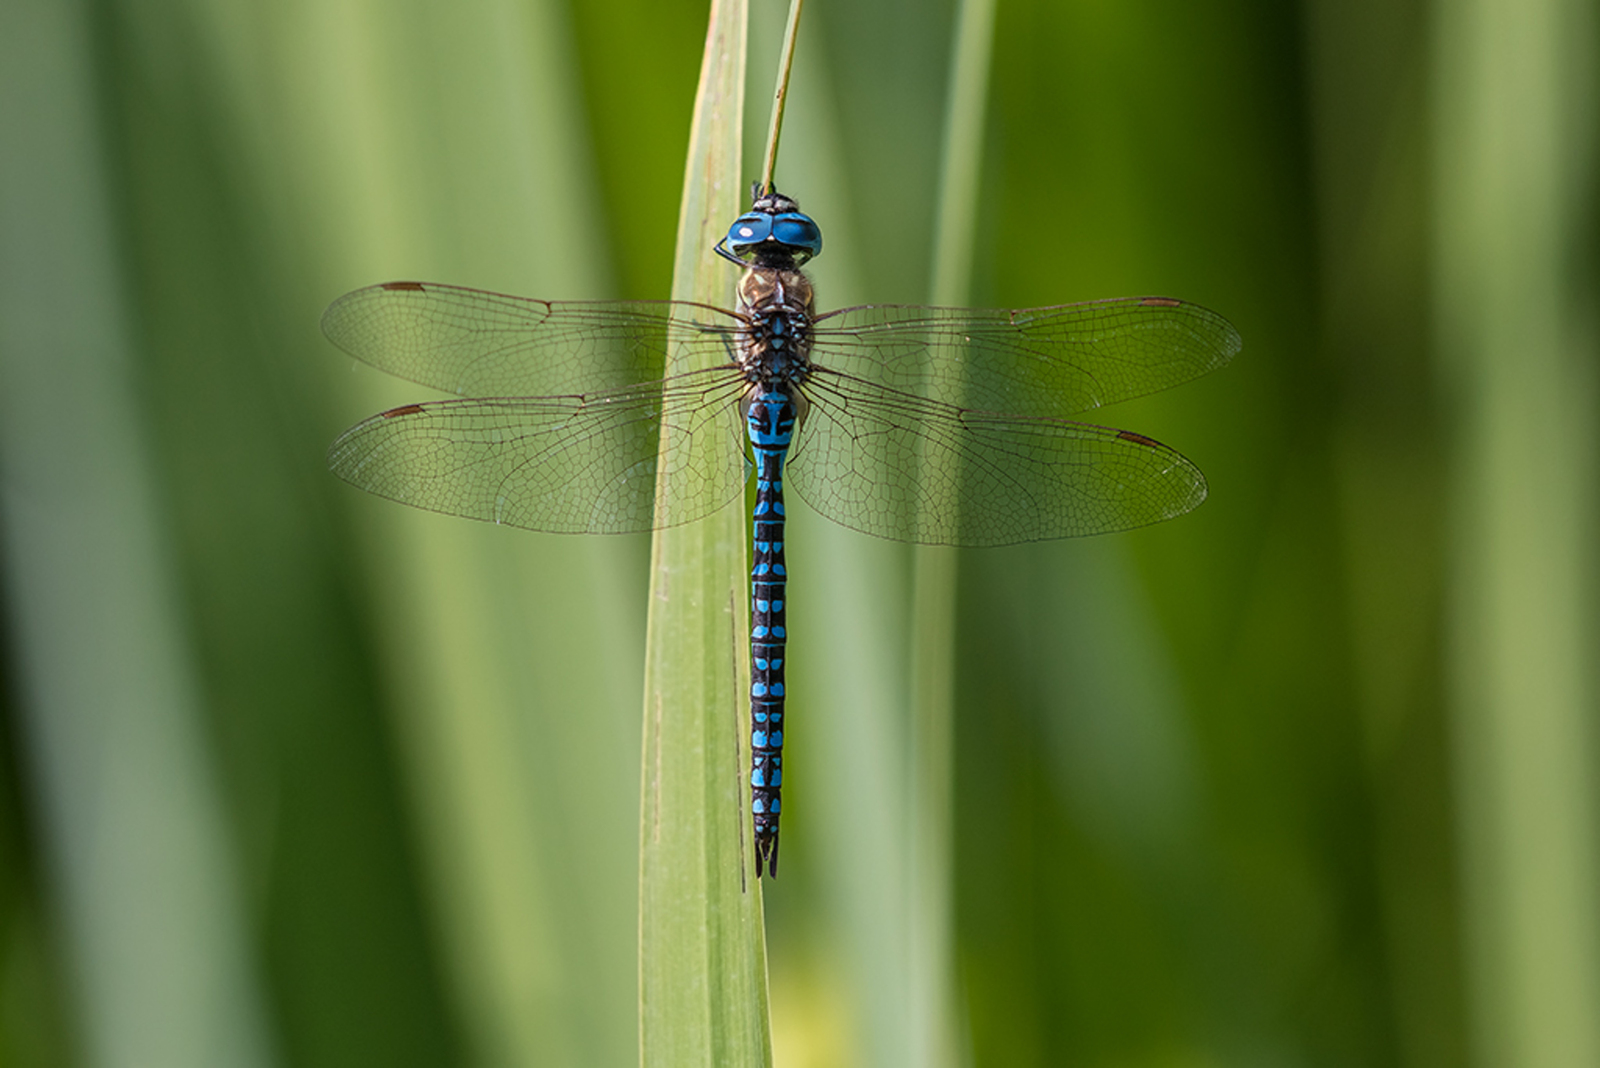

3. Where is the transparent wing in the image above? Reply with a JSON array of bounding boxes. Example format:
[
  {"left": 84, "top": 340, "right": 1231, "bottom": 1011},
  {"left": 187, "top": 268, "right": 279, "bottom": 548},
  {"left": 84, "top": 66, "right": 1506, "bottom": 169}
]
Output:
[
  {"left": 322, "top": 281, "right": 746, "bottom": 397},
  {"left": 327, "top": 369, "right": 750, "bottom": 534},
  {"left": 810, "top": 297, "right": 1239, "bottom": 418},
  {"left": 787, "top": 369, "right": 1207, "bottom": 546}
]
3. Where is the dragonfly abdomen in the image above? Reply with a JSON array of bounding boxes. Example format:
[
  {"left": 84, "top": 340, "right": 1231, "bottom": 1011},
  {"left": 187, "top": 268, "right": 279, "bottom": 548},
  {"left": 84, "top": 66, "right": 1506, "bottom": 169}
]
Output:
[{"left": 747, "top": 390, "right": 795, "bottom": 877}]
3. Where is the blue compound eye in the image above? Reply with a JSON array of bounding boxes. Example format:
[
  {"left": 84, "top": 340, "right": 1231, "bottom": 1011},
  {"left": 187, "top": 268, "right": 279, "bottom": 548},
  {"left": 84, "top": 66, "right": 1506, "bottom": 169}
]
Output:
[
  {"left": 771, "top": 213, "right": 822, "bottom": 258},
  {"left": 716, "top": 206, "right": 823, "bottom": 266},
  {"left": 726, "top": 213, "right": 773, "bottom": 255}
]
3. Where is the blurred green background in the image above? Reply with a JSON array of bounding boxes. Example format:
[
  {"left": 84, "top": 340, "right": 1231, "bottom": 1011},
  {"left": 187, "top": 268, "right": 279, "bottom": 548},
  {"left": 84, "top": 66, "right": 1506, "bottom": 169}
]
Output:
[{"left": 2, "top": 0, "right": 1597, "bottom": 1066}]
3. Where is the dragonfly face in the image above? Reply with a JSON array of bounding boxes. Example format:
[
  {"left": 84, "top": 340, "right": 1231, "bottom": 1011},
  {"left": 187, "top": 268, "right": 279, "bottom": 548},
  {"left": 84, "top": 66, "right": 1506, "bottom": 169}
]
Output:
[{"left": 716, "top": 189, "right": 824, "bottom": 268}]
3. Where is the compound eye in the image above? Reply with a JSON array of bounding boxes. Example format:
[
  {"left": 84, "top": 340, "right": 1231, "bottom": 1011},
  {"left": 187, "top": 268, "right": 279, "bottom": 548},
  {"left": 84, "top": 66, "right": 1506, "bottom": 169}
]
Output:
[
  {"left": 726, "top": 213, "right": 773, "bottom": 255},
  {"left": 771, "top": 213, "right": 822, "bottom": 258}
]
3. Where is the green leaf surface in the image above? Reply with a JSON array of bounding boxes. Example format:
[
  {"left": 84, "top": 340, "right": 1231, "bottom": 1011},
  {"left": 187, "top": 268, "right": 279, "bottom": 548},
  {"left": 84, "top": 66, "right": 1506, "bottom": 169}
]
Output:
[{"left": 638, "top": 1, "right": 772, "bottom": 1065}]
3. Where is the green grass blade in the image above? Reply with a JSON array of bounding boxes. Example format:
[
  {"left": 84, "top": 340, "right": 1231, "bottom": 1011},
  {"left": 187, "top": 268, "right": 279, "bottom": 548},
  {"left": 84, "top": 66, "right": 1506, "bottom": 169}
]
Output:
[
  {"left": 280, "top": 0, "right": 641, "bottom": 1060},
  {"left": 929, "top": 0, "right": 998, "bottom": 308},
  {"left": 905, "top": 2, "right": 999, "bottom": 1066},
  {"left": 1434, "top": 0, "right": 1600, "bottom": 1063},
  {"left": 0, "top": 3, "right": 274, "bottom": 1064},
  {"left": 638, "top": 1, "right": 771, "bottom": 1065}
]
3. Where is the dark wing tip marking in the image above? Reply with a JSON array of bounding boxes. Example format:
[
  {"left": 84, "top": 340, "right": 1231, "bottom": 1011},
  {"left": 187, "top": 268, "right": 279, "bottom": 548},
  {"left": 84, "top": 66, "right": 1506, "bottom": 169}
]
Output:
[
  {"left": 1116, "top": 429, "right": 1161, "bottom": 447},
  {"left": 380, "top": 281, "right": 427, "bottom": 292},
  {"left": 382, "top": 403, "right": 427, "bottom": 418},
  {"left": 1135, "top": 295, "right": 1243, "bottom": 359}
]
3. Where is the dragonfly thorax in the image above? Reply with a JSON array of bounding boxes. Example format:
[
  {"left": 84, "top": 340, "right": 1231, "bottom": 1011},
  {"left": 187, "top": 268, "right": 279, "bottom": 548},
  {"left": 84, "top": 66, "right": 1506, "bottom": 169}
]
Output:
[{"left": 738, "top": 267, "right": 815, "bottom": 388}]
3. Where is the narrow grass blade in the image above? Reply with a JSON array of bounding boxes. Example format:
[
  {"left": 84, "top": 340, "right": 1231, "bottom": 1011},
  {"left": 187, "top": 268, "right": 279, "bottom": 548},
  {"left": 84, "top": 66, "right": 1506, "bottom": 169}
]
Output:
[
  {"left": 759, "top": 0, "right": 806, "bottom": 192},
  {"left": 905, "top": 2, "right": 999, "bottom": 1066},
  {"left": 1434, "top": 0, "right": 1600, "bottom": 1063},
  {"left": 639, "top": 1, "right": 772, "bottom": 1064},
  {"left": 284, "top": 1, "right": 642, "bottom": 1061},
  {"left": 0, "top": 3, "right": 273, "bottom": 1065}
]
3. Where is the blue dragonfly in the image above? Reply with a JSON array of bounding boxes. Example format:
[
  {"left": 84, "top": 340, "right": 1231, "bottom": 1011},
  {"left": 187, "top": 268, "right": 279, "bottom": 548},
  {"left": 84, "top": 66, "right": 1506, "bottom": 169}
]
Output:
[{"left": 324, "top": 186, "right": 1239, "bottom": 877}]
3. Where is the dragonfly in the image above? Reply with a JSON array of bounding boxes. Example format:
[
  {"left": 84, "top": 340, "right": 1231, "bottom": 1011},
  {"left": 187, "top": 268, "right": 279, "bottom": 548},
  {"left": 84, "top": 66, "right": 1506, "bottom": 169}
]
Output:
[{"left": 324, "top": 185, "right": 1240, "bottom": 877}]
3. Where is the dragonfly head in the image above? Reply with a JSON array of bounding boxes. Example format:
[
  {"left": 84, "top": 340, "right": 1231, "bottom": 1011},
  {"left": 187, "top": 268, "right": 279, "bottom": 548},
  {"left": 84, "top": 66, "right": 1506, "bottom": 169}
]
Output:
[{"left": 715, "top": 185, "right": 823, "bottom": 269}]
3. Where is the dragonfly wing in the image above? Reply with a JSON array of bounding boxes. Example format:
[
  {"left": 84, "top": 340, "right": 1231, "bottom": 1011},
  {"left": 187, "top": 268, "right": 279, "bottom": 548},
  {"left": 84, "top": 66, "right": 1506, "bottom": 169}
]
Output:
[
  {"left": 322, "top": 282, "right": 745, "bottom": 397},
  {"left": 788, "top": 370, "right": 1207, "bottom": 546},
  {"left": 810, "top": 297, "right": 1239, "bottom": 418},
  {"left": 328, "top": 371, "right": 750, "bottom": 534}
]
